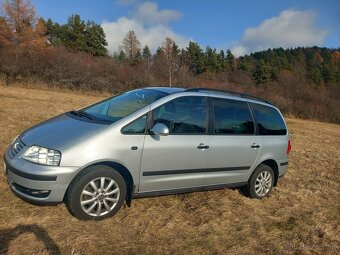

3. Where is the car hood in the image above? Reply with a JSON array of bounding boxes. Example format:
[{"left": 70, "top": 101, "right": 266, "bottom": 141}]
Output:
[{"left": 20, "top": 113, "right": 109, "bottom": 151}]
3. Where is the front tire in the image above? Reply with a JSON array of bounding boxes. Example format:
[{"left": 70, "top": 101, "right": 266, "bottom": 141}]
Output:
[
  {"left": 66, "top": 165, "right": 126, "bottom": 220},
  {"left": 243, "top": 164, "right": 274, "bottom": 199}
]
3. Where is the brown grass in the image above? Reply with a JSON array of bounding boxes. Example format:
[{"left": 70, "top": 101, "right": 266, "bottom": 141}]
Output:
[{"left": 0, "top": 85, "right": 339, "bottom": 255}]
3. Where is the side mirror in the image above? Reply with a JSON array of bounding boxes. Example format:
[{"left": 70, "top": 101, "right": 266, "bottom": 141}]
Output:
[{"left": 150, "top": 123, "right": 169, "bottom": 136}]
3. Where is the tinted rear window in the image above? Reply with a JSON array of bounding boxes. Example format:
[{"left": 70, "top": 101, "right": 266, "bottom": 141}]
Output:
[
  {"left": 251, "top": 103, "right": 287, "bottom": 135},
  {"left": 213, "top": 98, "right": 254, "bottom": 135}
]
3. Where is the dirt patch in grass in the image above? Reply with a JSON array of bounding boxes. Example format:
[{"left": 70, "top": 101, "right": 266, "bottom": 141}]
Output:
[{"left": 0, "top": 85, "right": 339, "bottom": 254}]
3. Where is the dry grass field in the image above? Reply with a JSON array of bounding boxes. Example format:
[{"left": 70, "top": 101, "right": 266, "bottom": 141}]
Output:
[{"left": 0, "top": 85, "right": 339, "bottom": 255}]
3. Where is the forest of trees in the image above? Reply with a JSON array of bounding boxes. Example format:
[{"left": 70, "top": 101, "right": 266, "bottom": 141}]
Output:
[{"left": 0, "top": 0, "right": 339, "bottom": 123}]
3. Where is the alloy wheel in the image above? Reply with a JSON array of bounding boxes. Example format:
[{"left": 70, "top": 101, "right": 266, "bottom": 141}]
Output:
[
  {"left": 80, "top": 177, "right": 120, "bottom": 217},
  {"left": 254, "top": 171, "right": 272, "bottom": 197}
]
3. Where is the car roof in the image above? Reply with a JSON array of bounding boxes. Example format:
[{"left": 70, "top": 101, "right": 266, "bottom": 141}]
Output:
[
  {"left": 145, "top": 86, "right": 272, "bottom": 106},
  {"left": 145, "top": 87, "right": 185, "bottom": 94}
]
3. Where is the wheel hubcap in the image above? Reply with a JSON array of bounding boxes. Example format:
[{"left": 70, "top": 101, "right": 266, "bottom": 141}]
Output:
[
  {"left": 80, "top": 177, "right": 120, "bottom": 217},
  {"left": 254, "top": 171, "right": 272, "bottom": 197}
]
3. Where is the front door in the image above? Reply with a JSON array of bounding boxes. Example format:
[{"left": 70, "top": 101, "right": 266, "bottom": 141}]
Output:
[{"left": 139, "top": 96, "right": 209, "bottom": 192}]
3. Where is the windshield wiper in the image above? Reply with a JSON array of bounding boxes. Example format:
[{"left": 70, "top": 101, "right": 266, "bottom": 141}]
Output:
[{"left": 70, "top": 110, "right": 95, "bottom": 120}]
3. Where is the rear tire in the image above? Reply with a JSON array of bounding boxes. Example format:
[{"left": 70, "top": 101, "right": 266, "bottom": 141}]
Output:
[
  {"left": 66, "top": 165, "right": 126, "bottom": 220},
  {"left": 242, "top": 164, "right": 274, "bottom": 199}
]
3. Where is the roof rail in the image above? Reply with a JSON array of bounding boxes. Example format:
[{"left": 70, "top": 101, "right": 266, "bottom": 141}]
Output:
[{"left": 185, "top": 88, "right": 272, "bottom": 105}]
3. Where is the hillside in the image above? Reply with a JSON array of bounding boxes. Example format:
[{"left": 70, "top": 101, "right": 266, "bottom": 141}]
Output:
[
  {"left": 1, "top": 0, "right": 339, "bottom": 124},
  {"left": 0, "top": 86, "right": 339, "bottom": 254}
]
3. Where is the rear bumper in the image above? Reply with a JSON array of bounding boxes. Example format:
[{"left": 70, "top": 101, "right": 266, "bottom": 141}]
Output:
[
  {"left": 4, "top": 152, "right": 79, "bottom": 203},
  {"left": 278, "top": 161, "right": 289, "bottom": 176}
]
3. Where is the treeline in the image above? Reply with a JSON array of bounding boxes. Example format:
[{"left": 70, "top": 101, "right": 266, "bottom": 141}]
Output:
[
  {"left": 45, "top": 19, "right": 340, "bottom": 86},
  {"left": 0, "top": 0, "right": 339, "bottom": 123}
]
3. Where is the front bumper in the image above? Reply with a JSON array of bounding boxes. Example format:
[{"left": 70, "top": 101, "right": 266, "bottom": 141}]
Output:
[{"left": 4, "top": 151, "right": 79, "bottom": 203}]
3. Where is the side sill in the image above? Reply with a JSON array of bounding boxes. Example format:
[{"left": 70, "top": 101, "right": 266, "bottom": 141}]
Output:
[{"left": 134, "top": 182, "right": 247, "bottom": 198}]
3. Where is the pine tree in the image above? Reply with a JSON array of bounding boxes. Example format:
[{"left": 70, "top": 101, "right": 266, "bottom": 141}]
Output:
[
  {"left": 310, "top": 67, "right": 322, "bottom": 85},
  {"left": 217, "top": 50, "right": 227, "bottom": 71},
  {"left": 322, "top": 64, "right": 336, "bottom": 83},
  {"left": 142, "top": 45, "right": 152, "bottom": 68},
  {"left": 46, "top": 18, "right": 62, "bottom": 45},
  {"left": 116, "top": 50, "right": 126, "bottom": 62},
  {"left": 84, "top": 21, "right": 107, "bottom": 56},
  {"left": 62, "top": 14, "right": 86, "bottom": 52},
  {"left": 186, "top": 41, "right": 204, "bottom": 74},
  {"left": 253, "top": 60, "right": 272, "bottom": 85},
  {"left": 226, "top": 49, "right": 235, "bottom": 70},
  {"left": 45, "top": 15, "right": 107, "bottom": 56},
  {"left": 204, "top": 46, "right": 219, "bottom": 72}
]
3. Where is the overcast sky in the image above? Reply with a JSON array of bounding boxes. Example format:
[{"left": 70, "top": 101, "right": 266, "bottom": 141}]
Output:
[{"left": 30, "top": 0, "right": 339, "bottom": 56}]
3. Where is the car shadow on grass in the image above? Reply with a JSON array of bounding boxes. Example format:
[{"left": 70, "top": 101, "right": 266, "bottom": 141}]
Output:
[{"left": 0, "top": 224, "right": 61, "bottom": 255}]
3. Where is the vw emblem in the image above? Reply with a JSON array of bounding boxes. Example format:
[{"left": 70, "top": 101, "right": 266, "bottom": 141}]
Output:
[{"left": 12, "top": 142, "right": 19, "bottom": 151}]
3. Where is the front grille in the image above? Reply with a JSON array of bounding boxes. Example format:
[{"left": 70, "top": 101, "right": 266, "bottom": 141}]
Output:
[
  {"left": 9, "top": 139, "right": 26, "bottom": 158},
  {"left": 11, "top": 182, "right": 50, "bottom": 198}
]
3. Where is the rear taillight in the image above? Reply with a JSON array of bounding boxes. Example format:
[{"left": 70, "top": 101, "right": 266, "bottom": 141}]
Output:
[{"left": 287, "top": 139, "right": 292, "bottom": 154}]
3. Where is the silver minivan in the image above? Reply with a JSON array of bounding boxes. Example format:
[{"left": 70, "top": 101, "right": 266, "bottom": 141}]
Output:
[{"left": 4, "top": 87, "right": 291, "bottom": 220}]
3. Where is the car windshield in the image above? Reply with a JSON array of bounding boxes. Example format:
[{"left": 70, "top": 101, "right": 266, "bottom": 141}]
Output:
[{"left": 78, "top": 89, "right": 167, "bottom": 123}]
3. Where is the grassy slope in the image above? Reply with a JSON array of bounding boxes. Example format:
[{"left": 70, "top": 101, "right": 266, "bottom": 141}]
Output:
[{"left": 0, "top": 86, "right": 339, "bottom": 255}]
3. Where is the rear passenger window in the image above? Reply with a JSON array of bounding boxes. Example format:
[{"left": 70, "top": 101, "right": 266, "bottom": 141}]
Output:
[
  {"left": 213, "top": 98, "right": 254, "bottom": 135},
  {"left": 251, "top": 103, "right": 287, "bottom": 135},
  {"left": 153, "top": 96, "right": 207, "bottom": 134}
]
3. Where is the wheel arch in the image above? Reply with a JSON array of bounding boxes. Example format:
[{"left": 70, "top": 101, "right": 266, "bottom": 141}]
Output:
[
  {"left": 256, "top": 159, "right": 279, "bottom": 187},
  {"left": 64, "top": 161, "right": 135, "bottom": 206}
]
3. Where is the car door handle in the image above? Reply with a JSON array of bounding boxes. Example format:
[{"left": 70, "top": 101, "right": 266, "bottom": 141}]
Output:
[
  {"left": 251, "top": 143, "right": 260, "bottom": 149},
  {"left": 197, "top": 143, "right": 209, "bottom": 150}
]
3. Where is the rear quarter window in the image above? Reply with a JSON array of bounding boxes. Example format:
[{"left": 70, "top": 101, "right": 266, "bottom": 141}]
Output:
[
  {"left": 212, "top": 98, "right": 254, "bottom": 135},
  {"left": 251, "top": 103, "right": 287, "bottom": 135}
]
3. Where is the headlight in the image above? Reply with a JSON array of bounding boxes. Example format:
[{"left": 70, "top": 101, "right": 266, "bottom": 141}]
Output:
[{"left": 22, "top": 146, "right": 61, "bottom": 166}]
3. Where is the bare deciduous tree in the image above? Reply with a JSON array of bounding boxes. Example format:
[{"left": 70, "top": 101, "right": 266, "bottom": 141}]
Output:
[
  {"left": 157, "top": 37, "right": 180, "bottom": 87},
  {"left": 3, "top": 0, "right": 37, "bottom": 44},
  {"left": 122, "top": 30, "right": 141, "bottom": 65},
  {"left": 2, "top": 0, "right": 46, "bottom": 47},
  {"left": 0, "top": 16, "right": 12, "bottom": 47}
]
